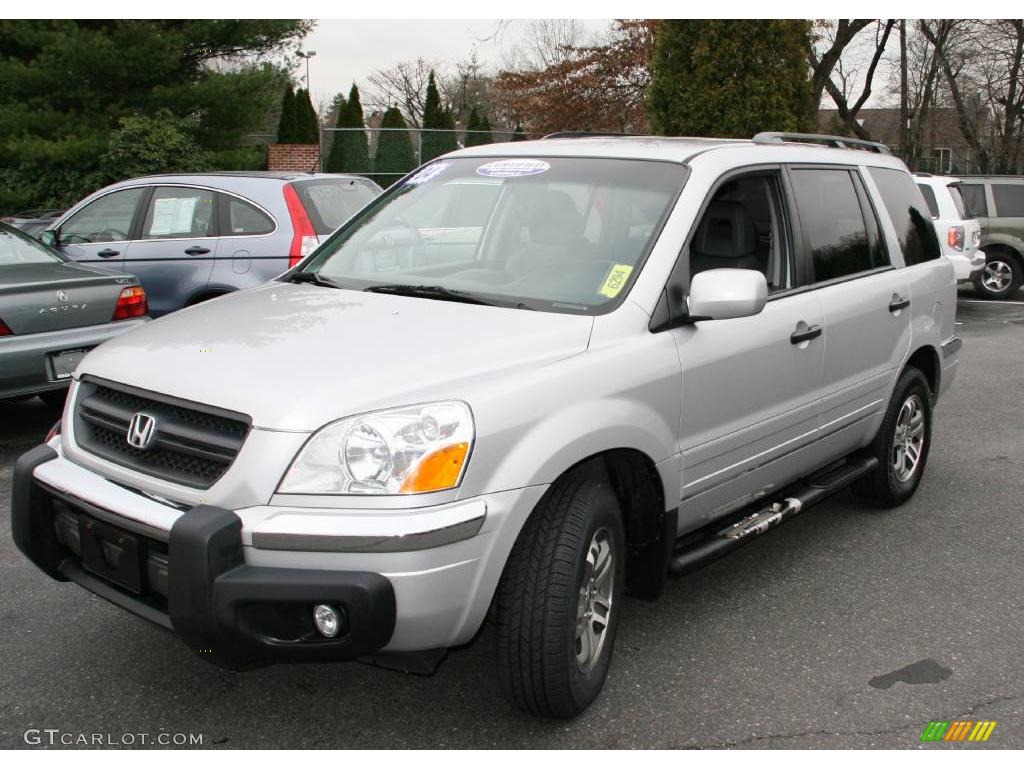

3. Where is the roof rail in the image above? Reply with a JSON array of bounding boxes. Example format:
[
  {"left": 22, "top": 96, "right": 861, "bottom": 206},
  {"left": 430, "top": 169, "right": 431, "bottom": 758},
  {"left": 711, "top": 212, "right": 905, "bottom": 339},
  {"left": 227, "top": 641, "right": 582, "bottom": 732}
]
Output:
[
  {"left": 752, "top": 132, "right": 891, "bottom": 155},
  {"left": 542, "top": 131, "right": 638, "bottom": 140}
]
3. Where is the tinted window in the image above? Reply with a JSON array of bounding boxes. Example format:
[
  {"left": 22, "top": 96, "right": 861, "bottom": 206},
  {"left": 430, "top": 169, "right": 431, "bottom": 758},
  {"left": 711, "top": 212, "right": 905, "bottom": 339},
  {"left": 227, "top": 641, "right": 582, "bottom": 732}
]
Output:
[
  {"left": 224, "top": 196, "right": 274, "bottom": 236},
  {"left": 292, "top": 179, "right": 378, "bottom": 235},
  {"left": 790, "top": 169, "right": 883, "bottom": 281},
  {"left": 60, "top": 188, "right": 145, "bottom": 244},
  {"left": 141, "top": 187, "right": 216, "bottom": 239},
  {"left": 917, "top": 184, "right": 940, "bottom": 218},
  {"left": 947, "top": 184, "right": 968, "bottom": 218},
  {"left": 0, "top": 223, "right": 61, "bottom": 265},
  {"left": 993, "top": 184, "right": 1024, "bottom": 217},
  {"left": 959, "top": 183, "right": 988, "bottom": 217},
  {"left": 868, "top": 167, "right": 941, "bottom": 265}
]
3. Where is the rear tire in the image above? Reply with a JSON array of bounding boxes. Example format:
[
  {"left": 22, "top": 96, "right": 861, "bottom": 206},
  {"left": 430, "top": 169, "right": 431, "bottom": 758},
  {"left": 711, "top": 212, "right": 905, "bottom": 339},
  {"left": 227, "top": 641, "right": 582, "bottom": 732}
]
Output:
[
  {"left": 495, "top": 465, "right": 625, "bottom": 718},
  {"left": 972, "top": 248, "right": 1022, "bottom": 299},
  {"left": 852, "top": 367, "right": 932, "bottom": 508}
]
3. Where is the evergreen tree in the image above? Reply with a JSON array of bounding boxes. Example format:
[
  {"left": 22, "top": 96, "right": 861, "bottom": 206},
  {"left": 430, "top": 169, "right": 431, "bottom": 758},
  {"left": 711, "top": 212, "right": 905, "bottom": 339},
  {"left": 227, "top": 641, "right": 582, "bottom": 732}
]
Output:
[
  {"left": 646, "top": 20, "right": 813, "bottom": 138},
  {"left": 277, "top": 83, "right": 298, "bottom": 143},
  {"left": 512, "top": 123, "right": 528, "bottom": 141},
  {"left": 324, "top": 95, "right": 348, "bottom": 172},
  {"left": 464, "top": 105, "right": 484, "bottom": 147},
  {"left": 477, "top": 113, "right": 494, "bottom": 145},
  {"left": 420, "top": 71, "right": 447, "bottom": 162},
  {"left": 374, "top": 106, "right": 416, "bottom": 187},
  {"left": 341, "top": 83, "right": 371, "bottom": 174},
  {"left": 438, "top": 107, "right": 458, "bottom": 155},
  {"left": 294, "top": 87, "right": 320, "bottom": 144}
]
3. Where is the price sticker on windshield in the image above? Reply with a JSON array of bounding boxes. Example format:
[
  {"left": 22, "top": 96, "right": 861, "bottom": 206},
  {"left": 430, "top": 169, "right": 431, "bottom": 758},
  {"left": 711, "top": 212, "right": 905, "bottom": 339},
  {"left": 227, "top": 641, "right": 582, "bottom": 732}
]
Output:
[
  {"left": 599, "top": 264, "right": 634, "bottom": 298},
  {"left": 476, "top": 159, "right": 550, "bottom": 178}
]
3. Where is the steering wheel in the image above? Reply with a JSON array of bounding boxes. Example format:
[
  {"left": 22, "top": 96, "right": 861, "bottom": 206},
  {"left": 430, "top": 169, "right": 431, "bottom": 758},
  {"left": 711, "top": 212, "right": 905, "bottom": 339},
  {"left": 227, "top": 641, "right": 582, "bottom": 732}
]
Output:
[{"left": 377, "top": 216, "right": 424, "bottom": 269}]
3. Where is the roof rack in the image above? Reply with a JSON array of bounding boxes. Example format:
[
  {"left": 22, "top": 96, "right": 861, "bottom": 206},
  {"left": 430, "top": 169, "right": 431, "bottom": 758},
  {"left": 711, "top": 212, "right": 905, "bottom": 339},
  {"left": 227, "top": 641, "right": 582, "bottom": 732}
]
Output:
[
  {"left": 752, "top": 132, "right": 891, "bottom": 155},
  {"left": 542, "top": 131, "right": 638, "bottom": 140}
]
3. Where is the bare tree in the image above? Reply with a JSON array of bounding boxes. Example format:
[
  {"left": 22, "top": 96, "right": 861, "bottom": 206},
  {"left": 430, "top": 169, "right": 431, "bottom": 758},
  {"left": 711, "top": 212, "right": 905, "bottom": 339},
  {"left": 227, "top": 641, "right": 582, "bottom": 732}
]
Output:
[
  {"left": 809, "top": 19, "right": 896, "bottom": 139},
  {"left": 500, "top": 19, "right": 592, "bottom": 72},
  {"left": 365, "top": 58, "right": 443, "bottom": 128}
]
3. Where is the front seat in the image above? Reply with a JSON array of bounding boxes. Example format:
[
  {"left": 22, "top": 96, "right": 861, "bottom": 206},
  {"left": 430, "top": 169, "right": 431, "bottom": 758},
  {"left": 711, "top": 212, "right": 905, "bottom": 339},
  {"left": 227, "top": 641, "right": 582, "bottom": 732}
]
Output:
[
  {"left": 690, "top": 200, "right": 763, "bottom": 275},
  {"left": 505, "top": 190, "right": 587, "bottom": 278}
]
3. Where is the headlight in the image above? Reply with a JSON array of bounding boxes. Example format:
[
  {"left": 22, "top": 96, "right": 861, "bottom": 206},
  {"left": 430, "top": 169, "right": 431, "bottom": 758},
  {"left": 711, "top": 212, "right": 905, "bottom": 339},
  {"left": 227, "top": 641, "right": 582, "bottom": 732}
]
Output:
[{"left": 277, "top": 401, "right": 474, "bottom": 495}]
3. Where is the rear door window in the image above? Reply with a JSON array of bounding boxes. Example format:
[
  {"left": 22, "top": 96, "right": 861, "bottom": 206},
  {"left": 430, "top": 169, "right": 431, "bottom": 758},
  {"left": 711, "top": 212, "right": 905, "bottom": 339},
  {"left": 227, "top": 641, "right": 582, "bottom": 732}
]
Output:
[
  {"left": 959, "top": 183, "right": 988, "bottom": 217},
  {"left": 59, "top": 188, "right": 146, "bottom": 244},
  {"left": 992, "top": 184, "right": 1024, "bottom": 217},
  {"left": 868, "top": 167, "right": 941, "bottom": 265},
  {"left": 140, "top": 187, "right": 217, "bottom": 240},
  {"left": 917, "top": 184, "right": 940, "bottom": 218},
  {"left": 947, "top": 184, "right": 968, "bottom": 218},
  {"left": 790, "top": 168, "right": 887, "bottom": 282},
  {"left": 292, "top": 179, "right": 378, "bottom": 235}
]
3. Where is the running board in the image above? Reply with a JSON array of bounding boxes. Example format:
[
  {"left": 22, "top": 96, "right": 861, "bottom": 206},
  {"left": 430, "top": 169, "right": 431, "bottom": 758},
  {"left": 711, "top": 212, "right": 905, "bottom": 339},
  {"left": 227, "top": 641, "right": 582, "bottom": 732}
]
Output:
[{"left": 668, "top": 454, "right": 878, "bottom": 577}]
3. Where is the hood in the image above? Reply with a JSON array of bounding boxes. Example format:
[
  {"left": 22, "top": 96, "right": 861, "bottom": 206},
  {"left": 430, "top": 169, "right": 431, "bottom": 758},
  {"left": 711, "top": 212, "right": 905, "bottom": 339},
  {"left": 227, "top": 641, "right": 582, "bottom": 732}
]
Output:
[{"left": 76, "top": 282, "right": 594, "bottom": 430}]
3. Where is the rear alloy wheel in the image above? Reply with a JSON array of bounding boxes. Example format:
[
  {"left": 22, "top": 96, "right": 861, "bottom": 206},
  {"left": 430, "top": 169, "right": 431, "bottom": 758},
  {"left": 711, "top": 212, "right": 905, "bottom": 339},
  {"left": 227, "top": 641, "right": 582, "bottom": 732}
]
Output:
[
  {"left": 973, "top": 250, "right": 1022, "bottom": 299},
  {"left": 495, "top": 466, "right": 625, "bottom": 718},
  {"left": 853, "top": 367, "right": 933, "bottom": 508}
]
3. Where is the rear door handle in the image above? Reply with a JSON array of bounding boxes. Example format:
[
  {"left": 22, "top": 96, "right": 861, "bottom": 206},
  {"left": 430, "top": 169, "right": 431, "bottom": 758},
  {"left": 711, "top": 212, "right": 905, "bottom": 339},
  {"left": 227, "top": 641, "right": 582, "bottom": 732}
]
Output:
[
  {"left": 184, "top": 246, "right": 211, "bottom": 256},
  {"left": 790, "top": 324, "right": 823, "bottom": 345},
  {"left": 96, "top": 248, "right": 120, "bottom": 258},
  {"left": 889, "top": 296, "right": 910, "bottom": 312}
]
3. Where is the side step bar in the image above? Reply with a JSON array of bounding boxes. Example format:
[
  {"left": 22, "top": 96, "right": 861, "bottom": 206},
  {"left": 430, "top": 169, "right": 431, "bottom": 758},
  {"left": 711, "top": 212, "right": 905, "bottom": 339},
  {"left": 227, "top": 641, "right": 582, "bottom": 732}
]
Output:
[{"left": 668, "top": 454, "right": 878, "bottom": 577}]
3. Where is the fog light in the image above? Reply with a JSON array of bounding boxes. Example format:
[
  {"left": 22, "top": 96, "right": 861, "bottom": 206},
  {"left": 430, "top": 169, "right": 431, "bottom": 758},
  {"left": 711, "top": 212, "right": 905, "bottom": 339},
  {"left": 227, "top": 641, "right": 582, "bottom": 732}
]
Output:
[{"left": 313, "top": 604, "right": 341, "bottom": 638}]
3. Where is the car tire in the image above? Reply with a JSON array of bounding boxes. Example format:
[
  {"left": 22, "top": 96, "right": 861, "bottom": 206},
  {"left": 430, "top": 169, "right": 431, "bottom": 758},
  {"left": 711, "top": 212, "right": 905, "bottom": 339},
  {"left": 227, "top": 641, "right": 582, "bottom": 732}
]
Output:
[
  {"left": 972, "top": 248, "right": 1022, "bottom": 299},
  {"left": 852, "top": 367, "right": 933, "bottom": 508},
  {"left": 38, "top": 389, "right": 67, "bottom": 410},
  {"left": 495, "top": 464, "right": 625, "bottom": 718}
]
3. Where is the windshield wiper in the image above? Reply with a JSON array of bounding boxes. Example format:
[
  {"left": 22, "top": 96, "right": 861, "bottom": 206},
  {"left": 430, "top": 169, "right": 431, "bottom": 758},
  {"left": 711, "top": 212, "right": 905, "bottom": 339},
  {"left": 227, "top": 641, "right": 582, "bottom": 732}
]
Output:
[
  {"left": 286, "top": 271, "right": 345, "bottom": 289},
  {"left": 364, "top": 284, "right": 497, "bottom": 306}
]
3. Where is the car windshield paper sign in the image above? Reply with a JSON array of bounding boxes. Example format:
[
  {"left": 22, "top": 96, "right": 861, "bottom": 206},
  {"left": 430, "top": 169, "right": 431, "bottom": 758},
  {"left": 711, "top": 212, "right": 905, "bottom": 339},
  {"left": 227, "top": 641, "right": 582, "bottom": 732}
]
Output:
[
  {"left": 476, "top": 159, "right": 550, "bottom": 178},
  {"left": 149, "top": 197, "right": 197, "bottom": 236}
]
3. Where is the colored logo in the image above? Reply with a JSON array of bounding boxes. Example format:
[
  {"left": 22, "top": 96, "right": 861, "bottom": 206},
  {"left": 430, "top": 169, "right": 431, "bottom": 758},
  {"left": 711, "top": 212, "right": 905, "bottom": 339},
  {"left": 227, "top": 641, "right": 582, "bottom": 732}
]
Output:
[{"left": 920, "top": 720, "right": 997, "bottom": 742}]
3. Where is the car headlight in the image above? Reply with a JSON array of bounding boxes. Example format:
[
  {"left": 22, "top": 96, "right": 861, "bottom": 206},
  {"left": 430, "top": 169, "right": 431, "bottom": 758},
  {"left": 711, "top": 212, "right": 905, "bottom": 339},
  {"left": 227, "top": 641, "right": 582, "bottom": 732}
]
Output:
[{"left": 277, "top": 401, "right": 474, "bottom": 495}]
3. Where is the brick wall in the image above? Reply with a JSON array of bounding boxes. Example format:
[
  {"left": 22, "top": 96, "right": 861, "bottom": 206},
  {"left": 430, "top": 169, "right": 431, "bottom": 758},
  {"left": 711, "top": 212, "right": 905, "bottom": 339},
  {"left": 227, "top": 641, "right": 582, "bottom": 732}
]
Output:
[{"left": 267, "top": 144, "right": 320, "bottom": 172}]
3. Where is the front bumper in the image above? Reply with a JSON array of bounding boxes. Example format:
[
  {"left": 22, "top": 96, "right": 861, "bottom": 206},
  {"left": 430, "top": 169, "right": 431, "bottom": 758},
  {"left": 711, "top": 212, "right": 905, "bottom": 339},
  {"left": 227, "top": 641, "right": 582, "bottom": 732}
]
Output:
[
  {"left": 12, "top": 442, "right": 545, "bottom": 666},
  {"left": 0, "top": 318, "right": 148, "bottom": 400}
]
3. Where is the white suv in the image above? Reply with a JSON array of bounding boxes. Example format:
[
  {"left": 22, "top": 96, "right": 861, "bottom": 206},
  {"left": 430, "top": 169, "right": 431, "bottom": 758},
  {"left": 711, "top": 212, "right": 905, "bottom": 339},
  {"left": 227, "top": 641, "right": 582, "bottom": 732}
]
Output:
[
  {"left": 12, "top": 132, "right": 960, "bottom": 718},
  {"left": 914, "top": 173, "right": 986, "bottom": 283}
]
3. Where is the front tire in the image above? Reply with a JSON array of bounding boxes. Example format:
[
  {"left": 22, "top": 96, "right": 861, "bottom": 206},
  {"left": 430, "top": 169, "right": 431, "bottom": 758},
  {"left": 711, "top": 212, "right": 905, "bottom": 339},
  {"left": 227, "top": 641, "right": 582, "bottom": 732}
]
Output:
[
  {"left": 852, "top": 367, "right": 933, "bottom": 507},
  {"left": 495, "top": 465, "right": 625, "bottom": 718},
  {"left": 972, "top": 249, "right": 1022, "bottom": 299}
]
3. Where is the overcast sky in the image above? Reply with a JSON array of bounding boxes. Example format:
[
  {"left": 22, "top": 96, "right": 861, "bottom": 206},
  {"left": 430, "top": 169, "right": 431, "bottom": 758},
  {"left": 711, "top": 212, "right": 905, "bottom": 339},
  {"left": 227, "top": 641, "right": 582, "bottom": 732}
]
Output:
[{"left": 300, "top": 19, "right": 610, "bottom": 108}]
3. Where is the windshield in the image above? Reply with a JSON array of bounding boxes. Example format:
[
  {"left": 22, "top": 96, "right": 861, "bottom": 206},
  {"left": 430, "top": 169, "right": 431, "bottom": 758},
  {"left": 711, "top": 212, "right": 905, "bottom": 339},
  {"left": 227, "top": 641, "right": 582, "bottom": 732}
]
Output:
[
  {"left": 0, "top": 223, "right": 62, "bottom": 265},
  {"left": 299, "top": 157, "right": 687, "bottom": 313}
]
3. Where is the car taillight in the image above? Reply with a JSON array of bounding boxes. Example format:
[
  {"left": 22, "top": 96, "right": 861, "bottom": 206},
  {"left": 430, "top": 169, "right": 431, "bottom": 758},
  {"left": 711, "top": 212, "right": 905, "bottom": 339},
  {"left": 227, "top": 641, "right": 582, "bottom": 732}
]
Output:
[
  {"left": 0, "top": 316, "right": 12, "bottom": 336},
  {"left": 283, "top": 183, "right": 319, "bottom": 268},
  {"left": 948, "top": 226, "right": 964, "bottom": 251},
  {"left": 112, "top": 285, "right": 148, "bottom": 320}
]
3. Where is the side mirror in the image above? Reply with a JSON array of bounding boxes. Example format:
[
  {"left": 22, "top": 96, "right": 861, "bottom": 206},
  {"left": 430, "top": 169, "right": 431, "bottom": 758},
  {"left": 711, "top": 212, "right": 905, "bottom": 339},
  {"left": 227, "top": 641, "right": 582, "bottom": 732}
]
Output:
[
  {"left": 40, "top": 229, "right": 58, "bottom": 248},
  {"left": 687, "top": 268, "right": 767, "bottom": 321}
]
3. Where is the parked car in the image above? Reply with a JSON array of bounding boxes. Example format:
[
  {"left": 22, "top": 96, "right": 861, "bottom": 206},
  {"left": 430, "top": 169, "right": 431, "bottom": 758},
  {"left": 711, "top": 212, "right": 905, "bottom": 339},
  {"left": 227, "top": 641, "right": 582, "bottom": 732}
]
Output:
[
  {"left": 41, "top": 172, "right": 382, "bottom": 316},
  {"left": 914, "top": 174, "right": 985, "bottom": 282},
  {"left": 0, "top": 221, "right": 148, "bottom": 407},
  {"left": 1, "top": 209, "right": 66, "bottom": 240},
  {"left": 956, "top": 175, "right": 1024, "bottom": 299},
  {"left": 13, "top": 133, "right": 958, "bottom": 718}
]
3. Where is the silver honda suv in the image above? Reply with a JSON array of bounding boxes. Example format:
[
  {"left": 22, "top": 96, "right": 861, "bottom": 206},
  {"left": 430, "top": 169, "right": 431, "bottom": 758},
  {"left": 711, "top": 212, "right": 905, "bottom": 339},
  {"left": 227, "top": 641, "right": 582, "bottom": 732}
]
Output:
[{"left": 12, "top": 132, "right": 959, "bottom": 718}]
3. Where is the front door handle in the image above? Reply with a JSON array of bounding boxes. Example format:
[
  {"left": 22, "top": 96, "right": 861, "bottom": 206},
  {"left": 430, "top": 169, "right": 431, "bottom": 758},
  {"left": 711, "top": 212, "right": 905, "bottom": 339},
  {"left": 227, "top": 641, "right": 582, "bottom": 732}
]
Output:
[
  {"left": 96, "top": 248, "right": 120, "bottom": 258},
  {"left": 790, "top": 324, "right": 823, "bottom": 345},
  {"left": 184, "top": 246, "right": 211, "bottom": 256},
  {"left": 889, "top": 296, "right": 911, "bottom": 312}
]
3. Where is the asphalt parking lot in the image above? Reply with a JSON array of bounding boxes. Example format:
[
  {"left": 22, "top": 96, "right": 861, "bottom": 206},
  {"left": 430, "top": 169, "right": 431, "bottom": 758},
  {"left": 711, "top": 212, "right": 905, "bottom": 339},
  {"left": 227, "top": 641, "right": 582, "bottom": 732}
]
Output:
[{"left": 1, "top": 290, "right": 1022, "bottom": 749}]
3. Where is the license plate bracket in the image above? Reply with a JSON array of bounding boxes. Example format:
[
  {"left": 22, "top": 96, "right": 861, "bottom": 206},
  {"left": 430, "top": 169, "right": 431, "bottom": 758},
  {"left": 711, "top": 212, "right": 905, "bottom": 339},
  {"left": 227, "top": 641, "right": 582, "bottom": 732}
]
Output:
[
  {"left": 48, "top": 348, "right": 91, "bottom": 380},
  {"left": 78, "top": 515, "right": 145, "bottom": 594}
]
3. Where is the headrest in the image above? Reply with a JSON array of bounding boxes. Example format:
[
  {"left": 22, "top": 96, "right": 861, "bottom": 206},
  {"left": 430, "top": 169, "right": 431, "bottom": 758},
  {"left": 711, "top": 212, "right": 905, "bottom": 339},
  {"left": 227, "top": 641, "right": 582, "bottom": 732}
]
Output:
[
  {"left": 527, "top": 190, "right": 583, "bottom": 246},
  {"left": 693, "top": 200, "right": 756, "bottom": 258}
]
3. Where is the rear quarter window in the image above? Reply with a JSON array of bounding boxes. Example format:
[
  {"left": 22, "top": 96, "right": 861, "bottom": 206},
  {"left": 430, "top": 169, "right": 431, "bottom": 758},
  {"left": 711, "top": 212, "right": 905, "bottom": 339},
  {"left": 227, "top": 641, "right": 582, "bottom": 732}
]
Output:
[
  {"left": 917, "top": 183, "right": 940, "bottom": 218},
  {"left": 868, "top": 167, "right": 941, "bottom": 266}
]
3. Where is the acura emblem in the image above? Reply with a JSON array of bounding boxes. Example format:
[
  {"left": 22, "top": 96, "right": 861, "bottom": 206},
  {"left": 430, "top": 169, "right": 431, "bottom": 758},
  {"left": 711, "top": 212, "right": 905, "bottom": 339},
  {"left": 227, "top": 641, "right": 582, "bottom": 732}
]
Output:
[
  {"left": 126, "top": 412, "right": 157, "bottom": 449},
  {"left": 57, "top": 290, "right": 68, "bottom": 303}
]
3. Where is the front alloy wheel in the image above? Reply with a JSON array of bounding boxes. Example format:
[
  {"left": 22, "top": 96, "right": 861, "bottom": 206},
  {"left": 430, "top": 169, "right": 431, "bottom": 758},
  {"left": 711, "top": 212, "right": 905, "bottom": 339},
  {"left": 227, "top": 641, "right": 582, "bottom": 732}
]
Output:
[{"left": 576, "top": 528, "right": 615, "bottom": 672}]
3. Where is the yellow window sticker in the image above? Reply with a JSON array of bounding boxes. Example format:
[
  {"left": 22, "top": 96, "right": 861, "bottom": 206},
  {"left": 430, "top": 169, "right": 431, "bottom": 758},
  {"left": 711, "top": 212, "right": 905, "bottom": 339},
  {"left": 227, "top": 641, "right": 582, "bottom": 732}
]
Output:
[{"left": 599, "top": 264, "right": 634, "bottom": 298}]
